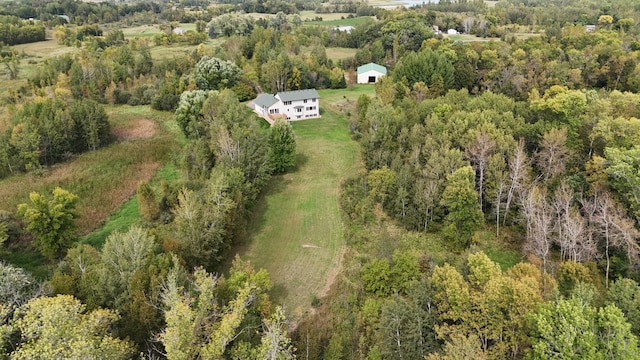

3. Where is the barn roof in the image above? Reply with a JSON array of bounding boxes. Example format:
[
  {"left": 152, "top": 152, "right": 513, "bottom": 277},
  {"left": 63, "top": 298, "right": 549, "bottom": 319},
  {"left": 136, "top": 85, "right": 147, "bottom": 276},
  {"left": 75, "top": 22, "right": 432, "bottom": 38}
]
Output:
[{"left": 357, "top": 62, "right": 387, "bottom": 75}]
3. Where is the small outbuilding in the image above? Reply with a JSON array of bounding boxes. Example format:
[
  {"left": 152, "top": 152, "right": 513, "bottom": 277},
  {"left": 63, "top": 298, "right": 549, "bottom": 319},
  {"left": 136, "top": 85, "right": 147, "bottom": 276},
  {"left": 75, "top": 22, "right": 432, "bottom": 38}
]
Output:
[
  {"left": 447, "top": 28, "right": 459, "bottom": 35},
  {"left": 357, "top": 63, "right": 387, "bottom": 84}
]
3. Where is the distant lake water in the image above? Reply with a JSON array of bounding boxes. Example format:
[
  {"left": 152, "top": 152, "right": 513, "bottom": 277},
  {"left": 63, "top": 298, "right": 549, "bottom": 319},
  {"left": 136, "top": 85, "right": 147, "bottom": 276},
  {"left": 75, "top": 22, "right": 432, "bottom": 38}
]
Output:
[{"left": 378, "top": 0, "right": 439, "bottom": 8}]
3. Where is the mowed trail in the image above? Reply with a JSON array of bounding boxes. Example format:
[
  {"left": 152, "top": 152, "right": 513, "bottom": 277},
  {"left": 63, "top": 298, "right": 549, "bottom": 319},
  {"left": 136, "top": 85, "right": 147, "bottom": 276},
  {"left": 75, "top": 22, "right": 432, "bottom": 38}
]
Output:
[{"left": 236, "top": 102, "right": 361, "bottom": 322}]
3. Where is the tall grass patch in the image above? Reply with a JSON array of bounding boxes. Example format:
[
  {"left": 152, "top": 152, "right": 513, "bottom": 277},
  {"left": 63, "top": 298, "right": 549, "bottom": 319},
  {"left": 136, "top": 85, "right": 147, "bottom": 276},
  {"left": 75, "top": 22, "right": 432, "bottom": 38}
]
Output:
[{"left": 0, "top": 106, "right": 178, "bottom": 236}]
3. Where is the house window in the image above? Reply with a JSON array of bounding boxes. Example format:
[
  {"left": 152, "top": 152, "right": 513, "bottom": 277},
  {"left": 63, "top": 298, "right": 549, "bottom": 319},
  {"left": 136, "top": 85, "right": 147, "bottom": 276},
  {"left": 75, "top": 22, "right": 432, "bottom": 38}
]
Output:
[
  {"left": 304, "top": 99, "right": 308, "bottom": 103},
  {"left": 297, "top": 115, "right": 302, "bottom": 119},
  {"left": 368, "top": 76, "right": 376, "bottom": 83},
  {"left": 312, "top": 98, "right": 316, "bottom": 102},
  {"left": 284, "top": 101, "right": 292, "bottom": 105},
  {"left": 296, "top": 108, "right": 302, "bottom": 113}
]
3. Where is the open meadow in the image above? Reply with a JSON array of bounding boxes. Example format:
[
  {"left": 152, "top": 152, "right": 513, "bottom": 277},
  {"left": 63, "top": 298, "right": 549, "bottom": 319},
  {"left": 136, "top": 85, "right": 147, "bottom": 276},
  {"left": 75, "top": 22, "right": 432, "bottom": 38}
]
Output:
[{"left": 0, "top": 105, "right": 181, "bottom": 275}]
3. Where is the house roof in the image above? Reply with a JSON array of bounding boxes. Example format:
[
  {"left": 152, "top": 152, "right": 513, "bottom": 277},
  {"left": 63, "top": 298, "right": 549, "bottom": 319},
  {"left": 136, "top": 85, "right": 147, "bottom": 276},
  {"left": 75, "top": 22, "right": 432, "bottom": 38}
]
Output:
[
  {"left": 277, "top": 89, "right": 320, "bottom": 102},
  {"left": 254, "top": 93, "right": 278, "bottom": 108},
  {"left": 357, "top": 63, "right": 387, "bottom": 75}
]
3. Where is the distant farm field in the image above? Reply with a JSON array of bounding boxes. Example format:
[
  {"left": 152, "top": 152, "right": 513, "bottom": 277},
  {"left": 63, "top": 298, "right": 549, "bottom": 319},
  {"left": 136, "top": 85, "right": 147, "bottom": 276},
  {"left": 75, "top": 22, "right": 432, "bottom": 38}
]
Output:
[
  {"left": 229, "top": 89, "right": 367, "bottom": 321},
  {"left": 325, "top": 47, "right": 357, "bottom": 61},
  {"left": 121, "top": 23, "right": 197, "bottom": 38},
  {"left": 298, "top": 11, "right": 354, "bottom": 21},
  {"left": 304, "top": 16, "right": 373, "bottom": 26},
  {"left": 0, "top": 40, "right": 76, "bottom": 93}
]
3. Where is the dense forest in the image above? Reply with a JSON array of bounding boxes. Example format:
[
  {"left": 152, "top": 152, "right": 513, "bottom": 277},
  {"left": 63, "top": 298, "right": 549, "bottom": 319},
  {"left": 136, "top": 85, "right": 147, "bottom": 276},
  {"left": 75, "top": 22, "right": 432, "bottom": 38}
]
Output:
[{"left": 2, "top": 0, "right": 640, "bottom": 358}]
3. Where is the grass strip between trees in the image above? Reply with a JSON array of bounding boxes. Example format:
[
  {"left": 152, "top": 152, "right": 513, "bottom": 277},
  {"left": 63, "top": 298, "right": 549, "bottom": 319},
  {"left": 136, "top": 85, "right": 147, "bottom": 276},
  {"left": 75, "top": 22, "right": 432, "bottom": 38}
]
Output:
[{"left": 229, "top": 87, "right": 371, "bottom": 321}]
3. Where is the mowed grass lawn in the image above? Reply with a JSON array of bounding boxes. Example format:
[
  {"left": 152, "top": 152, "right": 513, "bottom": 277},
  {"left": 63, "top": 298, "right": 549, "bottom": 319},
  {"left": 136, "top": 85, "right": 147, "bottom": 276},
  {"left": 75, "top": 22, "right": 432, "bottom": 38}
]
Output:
[{"left": 236, "top": 87, "right": 372, "bottom": 320}]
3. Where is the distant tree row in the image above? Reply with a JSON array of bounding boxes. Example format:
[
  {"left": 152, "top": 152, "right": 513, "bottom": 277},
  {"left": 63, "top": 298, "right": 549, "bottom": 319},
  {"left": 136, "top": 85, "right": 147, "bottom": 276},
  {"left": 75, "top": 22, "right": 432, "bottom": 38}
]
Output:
[
  {"left": 211, "top": 0, "right": 369, "bottom": 15},
  {"left": 0, "top": 97, "right": 110, "bottom": 178},
  {"left": 0, "top": 0, "right": 161, "bottom": 26},
  {"left": 26, "top": 39, "right": 190, "bottom": 110},
  {"left": 0, "top": 16, "right": 45, "bottom": 45}
]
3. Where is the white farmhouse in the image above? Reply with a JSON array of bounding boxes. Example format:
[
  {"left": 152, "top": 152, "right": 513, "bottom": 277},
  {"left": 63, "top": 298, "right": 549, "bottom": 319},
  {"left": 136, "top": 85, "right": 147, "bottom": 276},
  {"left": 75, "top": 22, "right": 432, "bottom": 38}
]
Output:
[
  {"left": 172, "top": 27, "right": 187, "bottom": 35},
  {"left": 253, "top": 89, "right": 320, "bottom": 121},
  {"left": 357, "top": 63, "right": 387, "bottom": 84},
  {"left": 335, "top": 25, "right": 355, "bottom": 33}
]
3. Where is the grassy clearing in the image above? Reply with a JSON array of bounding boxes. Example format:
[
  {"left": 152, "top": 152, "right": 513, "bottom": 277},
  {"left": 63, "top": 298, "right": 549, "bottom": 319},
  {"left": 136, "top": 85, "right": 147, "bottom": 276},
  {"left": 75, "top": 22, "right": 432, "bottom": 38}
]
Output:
[
  {"left": 318, "top": 84, "right": 376, "bottom": 105},
  {"left": 121, "top": 23, "right": 197, "bottom": 38},
  {"left": 444, "top": 34, "right": 493, "bottom": 42},
  {"left": 82, "top": 196, "right": 141, "bottom": 247},
  {"left": 477, "top": 228, "right": 523, "bottom": 270},
  {"left": 298, "top": 11, "right": 354, "bottom": 21},
  {"left": 325, "top": 47, "right": 357, "bottom": 61},
  {"left": 13, "top": 39, "right": 75, "bottom": 59},
  {"left": 149, "top": 38, "right": 223, "bottom": 60},
  {"left": 2, "top": 247, "right": 50, "bottom": 279},
  {"left": 232, "top": 101, "right": 360, "bottom": 321},
  {"left": 82, "top": 163, "right": 181, "bottom": 247},
  {"left": 0, "top": 40, "right": 76, "bottom": 94},
  {"left": 0, "top": 105, "right": 178, "bottom": 271}
]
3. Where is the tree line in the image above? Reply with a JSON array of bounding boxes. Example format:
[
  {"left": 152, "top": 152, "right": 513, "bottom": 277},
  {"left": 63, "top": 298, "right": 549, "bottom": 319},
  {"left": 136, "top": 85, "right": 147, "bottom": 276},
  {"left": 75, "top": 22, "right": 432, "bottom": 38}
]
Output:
[
  {"left": 297, "top": 246, "right": 640, "bottom": 359},
  {"left": 0, "top": 47, "right": 298, "bottom": 356},
  {"left": 0, "top": 16, "right": 45, "bottom": 45},
  {"left": 0, "top": 97, "right": 110, "bottom": 178}
]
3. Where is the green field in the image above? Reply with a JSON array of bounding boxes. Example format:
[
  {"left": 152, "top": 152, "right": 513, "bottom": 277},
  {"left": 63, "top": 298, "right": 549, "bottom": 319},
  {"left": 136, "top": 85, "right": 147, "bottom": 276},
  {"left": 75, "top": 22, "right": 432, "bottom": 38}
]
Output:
[
  {"left": 231, "top": 88, "right": 371, "bottom": 321},
  {"left": 444, "top": 34, "right": 492, "bottom": 42},
  {"left": 298, "top": 11, "right": 355, "bottom": 21},
  {"left": 120, "top": 23, "right": 197, "bottom": 38},
  {"left": 325, "top": 47, "right": 358, "bottom": 61}
]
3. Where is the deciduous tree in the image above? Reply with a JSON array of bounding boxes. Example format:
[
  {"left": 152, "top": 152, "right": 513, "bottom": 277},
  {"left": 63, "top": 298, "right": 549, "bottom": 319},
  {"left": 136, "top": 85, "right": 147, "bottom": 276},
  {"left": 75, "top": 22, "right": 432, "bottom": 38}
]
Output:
[
  {"left": 268, "top": 119, "right": 296, "bottom": 174},
  {"left": 17, "top": 187, "right": 79, "bottom": 258},
  {"left": 194, "top": 56, "right": 241, "bottom": 91},
  {"left": 439, "top": 166, "right": 483, "bottom": 249},
  {"left": 10, "top": 295, "right": 134, "bottom": 359}
]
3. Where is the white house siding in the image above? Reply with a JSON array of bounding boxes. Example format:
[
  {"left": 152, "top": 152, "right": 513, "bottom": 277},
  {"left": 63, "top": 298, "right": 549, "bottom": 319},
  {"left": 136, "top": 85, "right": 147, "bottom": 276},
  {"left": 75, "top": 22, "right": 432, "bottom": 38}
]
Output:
[
  {"left": 357, "top": 69, "right": 385, "bottom": 84},
  {"left": 254, "top": 103, "right": 267, "bottom": 115},
  {"left": 275, "top": 95, "right": 320, "bottom": 120}
]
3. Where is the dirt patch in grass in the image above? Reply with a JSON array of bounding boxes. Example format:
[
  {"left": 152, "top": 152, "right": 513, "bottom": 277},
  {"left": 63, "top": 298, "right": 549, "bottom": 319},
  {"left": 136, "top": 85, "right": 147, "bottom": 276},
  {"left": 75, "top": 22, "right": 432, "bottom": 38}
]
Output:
[
  {"left": 317, "top": 245, "right": 346, "bottom": 298},
  {"left": 112, "top": 118, "right": 158, "bottom": 140}
]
